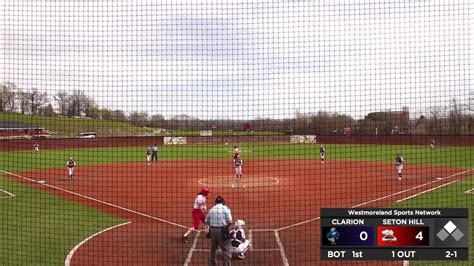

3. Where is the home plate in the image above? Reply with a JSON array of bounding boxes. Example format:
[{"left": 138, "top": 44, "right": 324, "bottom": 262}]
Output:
[{"left": 37, "top": 180, "right": 46, "bottom": 184}]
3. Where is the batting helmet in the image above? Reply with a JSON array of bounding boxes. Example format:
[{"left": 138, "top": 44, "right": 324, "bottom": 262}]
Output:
[{"left": 201, "top": 187, "right": 210, "bottom": 196}]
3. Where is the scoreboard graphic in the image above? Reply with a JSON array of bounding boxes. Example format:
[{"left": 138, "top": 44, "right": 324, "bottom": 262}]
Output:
[{"left": 321, "top": 208, "right": 468, "bottom": 260}]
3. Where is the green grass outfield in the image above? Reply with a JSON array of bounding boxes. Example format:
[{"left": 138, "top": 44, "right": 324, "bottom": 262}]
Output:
[
  {"left": 390, "top": 175, "right": 474, "bottom": 265},
  {"left": 0, "top": 143, "right": 473, "bottom": 264},
  {"left": 0, "top": 177, "right": 125, "bottom": 265},
  {"left": 0, "top": 112, "right": 151, "bottom": 137}
]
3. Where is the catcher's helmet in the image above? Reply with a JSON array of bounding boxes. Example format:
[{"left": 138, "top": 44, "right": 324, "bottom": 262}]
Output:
[
  {"left": 201, "top": 187, "right": 210, "bottom": 196},
  {"left": 215, "top": 195, "right": 225, "bottom": 204},
  {"left": 235, "top": 219, "right": 246, "bottom": 228}
]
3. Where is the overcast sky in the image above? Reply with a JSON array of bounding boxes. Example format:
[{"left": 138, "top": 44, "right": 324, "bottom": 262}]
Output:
[{"left": 1, "top": 1, "right": 472, "bottom": 119}]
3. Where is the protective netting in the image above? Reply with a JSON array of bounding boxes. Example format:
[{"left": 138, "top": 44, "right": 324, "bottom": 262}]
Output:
[{"left": 1, "top": 1, "right": 473, "bottom": 265}]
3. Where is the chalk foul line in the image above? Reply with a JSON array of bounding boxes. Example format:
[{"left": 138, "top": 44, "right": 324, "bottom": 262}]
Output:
[
  {"left": 0, "top": 188, "right": 15, "bottom": 198},
  {"left": 276, "top": 169, "right": 472, "bottom": 231},
  {"left": 64, "top": 221, "right": 131, "bottom": 266},
  {"left": 395, "top": 180, "right": 459, "bottom": 203},
  {"left": 183, "top": 231, "right": 201, "bottom": 266},
  {"left": 1, "top": 170, "right": 187, "bottom": 229}
]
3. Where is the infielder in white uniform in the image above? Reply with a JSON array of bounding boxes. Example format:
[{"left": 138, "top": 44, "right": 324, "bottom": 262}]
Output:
[
  {"left": 232, "top": 155, "right": 244, "bottom": 188},
  {"left": 66, "top": 157, "right": 76, "bottom": 181},
  {"left": 146, "top": 147, "right": 152, "bottom": 165},
  {"left": 230, "top": 219, "right": 251, "bottom": 260},
  {"left": 395, "top": 153, "right": 404, "bottom": 180}
]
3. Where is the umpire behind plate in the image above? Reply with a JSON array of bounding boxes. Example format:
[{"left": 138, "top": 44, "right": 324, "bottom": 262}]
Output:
[{"left": 205, "top": 195, "right": 233, "bottom": 266}]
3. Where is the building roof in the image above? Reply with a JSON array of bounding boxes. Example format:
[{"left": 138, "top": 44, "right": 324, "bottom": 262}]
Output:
[{"left": 0, "top": 121, "right": 43, "bottom": 130}]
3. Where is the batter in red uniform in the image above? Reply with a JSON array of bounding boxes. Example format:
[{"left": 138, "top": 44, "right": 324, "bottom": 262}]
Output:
[{"left": 182, "top": 187, "right": 210, "bottom": 243}]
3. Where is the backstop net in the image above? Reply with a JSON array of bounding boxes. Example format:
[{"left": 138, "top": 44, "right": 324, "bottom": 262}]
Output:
[{"left": 1, "top": 1, "right": 473, "bottom": 265}]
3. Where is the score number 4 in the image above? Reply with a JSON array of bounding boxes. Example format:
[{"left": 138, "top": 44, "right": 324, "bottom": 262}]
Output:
[{"left": 415, "top": 231, "right": 423, "bottom": 241}]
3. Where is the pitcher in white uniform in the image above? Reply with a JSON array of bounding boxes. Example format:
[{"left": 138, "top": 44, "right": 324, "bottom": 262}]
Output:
[{"left": 232, "top": 155, "right": 244, "bottom": 188}]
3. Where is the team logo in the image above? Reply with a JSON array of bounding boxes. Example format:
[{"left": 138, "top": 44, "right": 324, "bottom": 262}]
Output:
[
  {"left": 326, "top": 227, "right": 340, "bottom": 245},
  {"left": 381, "top": 229, "right": 397, "bottom": 242}
]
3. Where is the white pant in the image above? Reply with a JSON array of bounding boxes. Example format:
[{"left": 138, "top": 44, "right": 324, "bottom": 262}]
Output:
[
  {"left": 146, "top": 155, "right": 151, "bottom": 162},
  {"left": 396, "top": 164, "right": 403, "bottom": 174},
  {"left": 231, "top": 240, "right": 250, "bottom": 254},
  {"left": 320, "top": 153, "right": 325, "bottom": 159},
  {"left": 68, "top": 167, "right": 75, "bottom": 176},
  {"left": 235, "top": 166, "right": 242, "bottom": 176}
]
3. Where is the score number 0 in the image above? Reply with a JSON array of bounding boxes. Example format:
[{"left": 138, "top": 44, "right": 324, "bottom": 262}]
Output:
[{"left": 358, "top": 230, "right": 423, "bottom": 241}]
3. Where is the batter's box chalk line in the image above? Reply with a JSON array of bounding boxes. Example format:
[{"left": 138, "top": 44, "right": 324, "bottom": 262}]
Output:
[{"left": 184, "top": 229, "right": 289, "bottom": 266}]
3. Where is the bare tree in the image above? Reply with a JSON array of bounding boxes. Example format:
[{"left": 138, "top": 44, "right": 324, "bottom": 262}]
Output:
[
  {"left": 65, "top": 89, "right": 96, "bottom": 117},
  {"left": 27, "top": 88, "right": 48, "bottom": 115},
  {"left": 468, "top": 91, "right": 474, "bottom": 112},
  {"left": 0, "top": 82, "right": 17, "bottom": 112},
  {"left": 100, "top": 108, "right": 113, "bottom": 120},
  {"left": 149, "top": 114, "right": 165, "bottom": 127},
  {"left": 17, "top": 89, "right": 31, "bottom": 115},
  {"left": 39, "top": 104, "right": 56, "bottom": 116},
  {"left": 111, "top": 109, "right": 127, "bottom": 122},
  {"left": 448, "top": 98, "right": 463, "bottom": 134},
  {"left": 129, "top": 111, "right": 149, "bottom": 127},
  {"left": 83, "top": 95, "right": 97, "bottom": 118},
  {"left": 85, "top": 106, "right": 101, "bottom": 119},
  {"left": 428, "top": 106, "right": 446, "bottom": 134},
  {"left": 54, "top": 90, "right": 70, "bottom": 116},
  {"left": 68, "top": 90, "right": 85, "bottom": 116}
]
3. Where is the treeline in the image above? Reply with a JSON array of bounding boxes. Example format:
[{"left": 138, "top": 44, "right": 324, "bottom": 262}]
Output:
[
  {"left": 412, "top": 99, "right": 473, "bottom": 135},
  {"left": 1, "top": 81, "right": 472, "bottom": 135}
]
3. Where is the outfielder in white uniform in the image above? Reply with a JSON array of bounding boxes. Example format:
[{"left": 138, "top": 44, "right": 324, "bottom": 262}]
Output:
[
  {"left": 395, "top": 153, "right": 404, "bottom": 181},
  {"left": 230, "top": 219, "right": 251, "bottom": 260},
  {"left": 430, "top": 139, "right": 436, "bottom": 149},
  {"left": 320, "top": 145, "right": 326, "bottom": 164},
  {"left": 34, "top": 142, "right": 40, "bottom": 152},
  {"left": 232, "top": 155, "right": 244, "bottom": 188},
  {"left": 66, "top": 157, "right": 76, "bottom": 181}
]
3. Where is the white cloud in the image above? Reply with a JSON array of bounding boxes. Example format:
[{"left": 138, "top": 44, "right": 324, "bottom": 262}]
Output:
[{"left": 1, "top": 1, "right": 472, "bottom": 119}]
